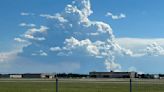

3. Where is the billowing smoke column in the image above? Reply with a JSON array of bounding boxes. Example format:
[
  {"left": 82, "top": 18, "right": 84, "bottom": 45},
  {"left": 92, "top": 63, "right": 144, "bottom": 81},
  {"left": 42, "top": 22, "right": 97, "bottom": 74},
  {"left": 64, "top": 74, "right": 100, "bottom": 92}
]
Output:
[{"left": 17, "top": 0, "right": 133, "bottom": 72}]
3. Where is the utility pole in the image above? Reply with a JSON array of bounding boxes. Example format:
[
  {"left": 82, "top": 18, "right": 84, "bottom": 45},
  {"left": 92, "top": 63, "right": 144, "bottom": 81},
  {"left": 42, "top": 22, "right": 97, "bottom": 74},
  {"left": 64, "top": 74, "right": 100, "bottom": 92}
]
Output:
[{"left": 56, "top": 74, "right": 58, "bottom": 92}]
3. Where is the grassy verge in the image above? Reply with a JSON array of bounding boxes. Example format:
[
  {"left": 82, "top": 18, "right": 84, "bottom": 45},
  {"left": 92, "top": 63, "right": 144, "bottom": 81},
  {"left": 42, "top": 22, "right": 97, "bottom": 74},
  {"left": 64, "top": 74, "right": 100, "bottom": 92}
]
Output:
[{"left": 0, "top": 79, "right": 163, "bottom": 92}]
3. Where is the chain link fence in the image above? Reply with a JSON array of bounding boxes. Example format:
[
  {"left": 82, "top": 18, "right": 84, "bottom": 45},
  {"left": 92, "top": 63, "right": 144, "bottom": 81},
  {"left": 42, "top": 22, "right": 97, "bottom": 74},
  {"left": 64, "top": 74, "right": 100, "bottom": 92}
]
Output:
[
  {"left": 132, "top": 79, "right": 164, "bottom": 92},
  {"left": 57, "top": 78, "right": 164, "bottom": 92},
  {"left": 0, "top": 78, "right": 164, "bottom": 92}
]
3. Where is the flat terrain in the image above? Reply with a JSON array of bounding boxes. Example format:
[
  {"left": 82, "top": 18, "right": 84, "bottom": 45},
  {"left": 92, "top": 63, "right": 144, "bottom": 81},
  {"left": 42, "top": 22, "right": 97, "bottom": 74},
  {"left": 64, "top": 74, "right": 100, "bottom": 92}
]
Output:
[{"left": 0, "top": 79, "right": 164, "bottom": 92}]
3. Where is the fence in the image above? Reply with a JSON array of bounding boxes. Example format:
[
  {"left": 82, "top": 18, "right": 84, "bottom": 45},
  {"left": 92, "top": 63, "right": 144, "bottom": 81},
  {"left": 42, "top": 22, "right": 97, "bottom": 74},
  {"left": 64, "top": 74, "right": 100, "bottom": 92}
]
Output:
[
  {"left": 0, "top": 78, "right": 164, "bottom": 92},
  {"left": 57, "top": 78, "right": 164, "bottom": 92},
  {"left": 132, "top": 78, "right": 164, "bottom": 92}
]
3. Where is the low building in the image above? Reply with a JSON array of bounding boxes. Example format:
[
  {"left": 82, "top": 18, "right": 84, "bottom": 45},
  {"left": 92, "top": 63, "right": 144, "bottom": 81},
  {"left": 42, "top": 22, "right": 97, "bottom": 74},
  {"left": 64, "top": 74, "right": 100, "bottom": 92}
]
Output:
[
  {"left": 0, "top": 74, "right": 10, "bottom": 78},
  {"left": 41, "top": 73, "right": 55, "bottom": 79},
  {"left": 138, "top": 74, "right": 159, "bottom": 79},
  {"left": 89, "top": 71, "right": 137, "bottom": 78},
  {"left": 10, "top": 74, "right": 22, "bottom": 79},
  {"left": 22, "top": 73, "right": 41, "bottom": 78},
  {"left": 153, "top": 74, "right": 159, "bottom": 79}
]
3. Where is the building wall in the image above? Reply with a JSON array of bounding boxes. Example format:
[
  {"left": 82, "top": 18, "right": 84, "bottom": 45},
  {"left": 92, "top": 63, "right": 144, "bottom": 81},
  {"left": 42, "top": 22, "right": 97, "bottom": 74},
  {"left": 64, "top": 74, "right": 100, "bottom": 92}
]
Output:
[
  {"left": 0, "top": 74, "right": 10, "bottom": 78},
  {"left": 89, "top": 72, "right": 137, "bottom": 78},
  {"left": 41, "top": 74, "right": 55, "bottom": 79},
  {"left": 22, "top": 74, "right": 41, "bottom": 78},
  {"left": 10, "top": 75, "right": 22, "bottom": 79}
]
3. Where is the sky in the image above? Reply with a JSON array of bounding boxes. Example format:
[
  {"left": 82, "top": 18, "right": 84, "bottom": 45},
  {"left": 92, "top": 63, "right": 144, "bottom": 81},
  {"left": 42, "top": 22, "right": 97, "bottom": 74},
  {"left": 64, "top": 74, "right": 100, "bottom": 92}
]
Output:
[{"left": 0, "top": 0, "right": 164, "bottom": 74}]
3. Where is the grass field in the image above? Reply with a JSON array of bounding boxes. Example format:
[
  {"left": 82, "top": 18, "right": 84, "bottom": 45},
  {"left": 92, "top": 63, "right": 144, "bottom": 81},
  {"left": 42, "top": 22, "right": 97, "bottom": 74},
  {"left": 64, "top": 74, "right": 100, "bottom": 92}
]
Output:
[{"left": 0, "top": 79, "right": 164, "bottom": 92}]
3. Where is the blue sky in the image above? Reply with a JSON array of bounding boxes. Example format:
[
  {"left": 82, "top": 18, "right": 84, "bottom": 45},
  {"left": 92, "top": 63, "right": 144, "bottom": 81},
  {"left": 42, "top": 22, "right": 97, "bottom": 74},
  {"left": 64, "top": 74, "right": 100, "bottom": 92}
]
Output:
[{"left": 0, "top": 0, "right": 164, "bottom": 74}]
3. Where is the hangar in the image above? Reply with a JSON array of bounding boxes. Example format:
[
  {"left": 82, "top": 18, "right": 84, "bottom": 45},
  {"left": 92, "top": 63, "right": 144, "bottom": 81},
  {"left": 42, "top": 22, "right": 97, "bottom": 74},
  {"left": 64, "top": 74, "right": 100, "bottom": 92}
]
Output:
[{"left": 89, "top": 71, "right": 137, "bottom": 78}]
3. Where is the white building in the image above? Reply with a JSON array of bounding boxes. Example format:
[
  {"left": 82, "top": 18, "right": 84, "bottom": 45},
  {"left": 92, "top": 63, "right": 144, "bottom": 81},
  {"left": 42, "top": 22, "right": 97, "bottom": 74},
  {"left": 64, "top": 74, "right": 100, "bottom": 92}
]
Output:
[
  {"left": 10, "top": 74, "right": 22, "bottom": 79},
  {"left": 41, "top": 73, "right": 55, "bottom": 79}
]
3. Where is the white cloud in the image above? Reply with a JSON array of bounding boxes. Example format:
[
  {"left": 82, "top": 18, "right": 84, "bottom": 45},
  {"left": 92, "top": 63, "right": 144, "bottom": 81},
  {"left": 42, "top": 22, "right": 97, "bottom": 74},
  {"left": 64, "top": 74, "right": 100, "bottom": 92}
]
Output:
[
  {"left": 0, "top": 51, "right": 18, "bottom": 62},
  {"left": 17, "top": 0, "right": 164, "bottom": 72},
  {"left": 20, "top": 12, "right": 35, "bottom": 16},
  {"left": 57, "top": 51, "right": 72, "bottom": 56},
  {"left": 23, "top": 26, "right": 48, "bottom": 41},
  {"left": 0, "top": 53, "right": 10, "bottom": 62},
  {"left": 88, "top": 32, "right": 99, "bottom": 36},
  {"left": 106, "top": 12, "right": 126, "bottom": 20},
  {"left": 50, "top": 47, "right": 62, "bottom": 52},
  {"left": 105, "top": 59, "right": 121, "bottom": 72},
  {"left": 116, "top": 38, "right": 164, "bottom": 48},
  {"left": 0, "top": 37, "right": 31, "bottom": 62},
  {"left": 40, "top": 13, "right": 68, "bottom": 23},
  {"left": 146, "top": 42, "right": 164, "bottom": 56},
  {"left": 14, "top": 38, "right": 27, "bottom": 43},
  {"left": 0, "top": 46, "right": 28, "bottom": 62},
  {"left": 17, "top": 0, "right": 133, "bottom": 72},
  {"left": 116, "top": 38, "right": 164, "bottom": 57},
  {"left": 86, "top": 45, "right": 99, "bottom": 55},
  {"left": 24, "top": 34, "right": 34, "bottom": 39},
  {"left": 72, "top": 0, "right": 93, "bottom": 16},
  {"left": 40, "top": 52, "right": 48, "bottom": 56},
  {"left": 64, "top": 37, "right": 101, "bottom": 56},
  {"left": 19, "top": 23, "right": 36, "bottom": 27},
  {"left": 64, "top": 37, "right": 81, "bottom": 48},
  {"left": 20, "top": 12, "right": 29, "bottom": 16},
  {"left": 32, "top": 50, "right": 48, "bottom": 56},
  {"left": 93, "top": 22, "right": 113, "bottom": 34},
  {"left": 35, "top": 37, "right": 46, "bottom": 41},
  {"left": 26, "top": 26, "right": 48, "bottom": 34}
]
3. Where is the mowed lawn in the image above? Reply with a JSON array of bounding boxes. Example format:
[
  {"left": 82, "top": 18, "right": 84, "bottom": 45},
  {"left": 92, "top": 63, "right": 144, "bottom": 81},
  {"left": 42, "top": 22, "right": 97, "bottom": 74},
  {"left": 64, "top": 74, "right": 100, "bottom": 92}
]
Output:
[
  {"left": 59, "top": 81, "right": 130, "bottom": 92},
  {"left": 0, "top": 81, "right": 55, "bottom": 92},
  {"left": 59, "top": 79, "right": 164, "bottom": 92},
  {"left": 0, "top": 79, "right": 164, "bottom": 92}
]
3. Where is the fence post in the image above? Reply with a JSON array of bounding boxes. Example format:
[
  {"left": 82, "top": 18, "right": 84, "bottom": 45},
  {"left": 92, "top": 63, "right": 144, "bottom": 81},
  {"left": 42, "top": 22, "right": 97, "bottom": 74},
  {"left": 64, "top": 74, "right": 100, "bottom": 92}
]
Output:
[
  {"left": 130, "top": 78, "right": 132, "bottom": 92},
  {"left": 56, "top": 78, "right": 58, "bottom": 92}
]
